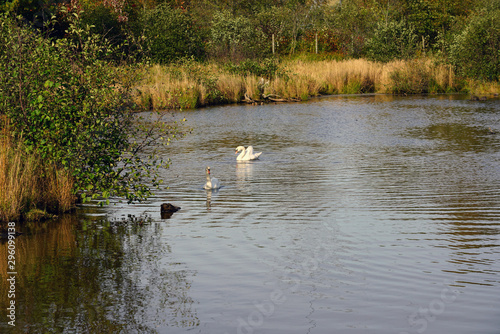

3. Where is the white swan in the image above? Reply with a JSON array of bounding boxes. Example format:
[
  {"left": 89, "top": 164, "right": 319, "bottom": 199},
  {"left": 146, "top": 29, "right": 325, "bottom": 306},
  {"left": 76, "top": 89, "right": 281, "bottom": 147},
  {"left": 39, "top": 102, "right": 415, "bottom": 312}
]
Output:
[
  {"left": 235, "top": 146, "right": 262, "bottom": 161},
  {"left": 203, "top": 166, "right": 221, "bottom": 189}
]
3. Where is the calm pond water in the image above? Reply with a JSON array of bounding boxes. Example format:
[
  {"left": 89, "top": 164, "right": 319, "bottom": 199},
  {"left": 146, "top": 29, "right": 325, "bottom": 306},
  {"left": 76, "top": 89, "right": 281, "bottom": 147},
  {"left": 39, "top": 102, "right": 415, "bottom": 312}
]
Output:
[{"left": 2, "top": 94, "right": 500, "bottom": 333}]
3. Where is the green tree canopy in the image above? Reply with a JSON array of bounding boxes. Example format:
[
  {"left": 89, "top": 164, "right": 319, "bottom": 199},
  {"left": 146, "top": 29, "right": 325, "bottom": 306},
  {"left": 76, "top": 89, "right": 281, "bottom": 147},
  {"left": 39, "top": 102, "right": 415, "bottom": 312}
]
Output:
[
  {"left": 0, "top": 11, "right": 182, "bottom": 203},
  {"left": 449, "top": 6, "right": 500, "bottom": 80},
  {"left": 366, "top": 19, "right": 418, "bottom": 62},
  {"left": 140, "top": 3, "right": 204, "bottom": 63}
]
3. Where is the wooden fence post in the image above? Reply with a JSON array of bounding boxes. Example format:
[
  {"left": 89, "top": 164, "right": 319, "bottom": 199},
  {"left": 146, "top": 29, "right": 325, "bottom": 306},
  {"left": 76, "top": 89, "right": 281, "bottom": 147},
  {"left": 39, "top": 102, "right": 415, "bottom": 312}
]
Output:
[{"left": 315, "top": 33, "right": 318, "bottom": 54}]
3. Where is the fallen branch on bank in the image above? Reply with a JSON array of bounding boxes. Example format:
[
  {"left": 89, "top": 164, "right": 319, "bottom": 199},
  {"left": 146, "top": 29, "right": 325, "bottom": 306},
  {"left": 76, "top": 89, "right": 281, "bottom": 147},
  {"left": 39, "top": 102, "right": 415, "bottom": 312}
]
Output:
[{"left": 243, "top": 92, "right": 301, "bottom": 104}]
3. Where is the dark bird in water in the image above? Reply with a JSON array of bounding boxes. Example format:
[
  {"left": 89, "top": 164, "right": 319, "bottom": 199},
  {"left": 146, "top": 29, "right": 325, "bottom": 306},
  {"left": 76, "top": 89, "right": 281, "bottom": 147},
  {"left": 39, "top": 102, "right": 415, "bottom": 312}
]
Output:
[{"left": 161, "top": 203, "right": 181, "bottom": 219}]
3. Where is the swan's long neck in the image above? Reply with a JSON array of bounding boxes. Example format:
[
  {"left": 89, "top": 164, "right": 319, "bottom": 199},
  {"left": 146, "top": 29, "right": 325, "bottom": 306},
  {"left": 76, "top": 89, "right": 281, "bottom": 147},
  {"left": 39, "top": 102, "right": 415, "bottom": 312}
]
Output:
[
  {"left": 206, "top": 171, "right": 211, "bottom": 181},
  {"left": 237, "top": 148, "right": 246, "bottom": 160}
]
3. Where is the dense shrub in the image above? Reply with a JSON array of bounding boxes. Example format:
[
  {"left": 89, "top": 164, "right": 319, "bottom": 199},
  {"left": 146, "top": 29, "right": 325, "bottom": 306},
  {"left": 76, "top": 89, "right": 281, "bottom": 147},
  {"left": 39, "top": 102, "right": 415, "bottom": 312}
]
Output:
[
  {"left": 224, "top": 58, "right": 282, "bottom": 79},
  {"left": 140, "top": 4, "right": 204, "bottom": 63},
  {"left": 324, "top": 1, "right": 377, "bottom": 57},
  {"left": 0, "top": 12, "right": 180, "bottom": 203},
  {"left": 300, "top": 28, "right": 343, "bottom": 54},
  {"left": 366, "top": 20, "right": 418, "bottom": 62},
  {"left": 208, "top": 10, "right": 270, "bottom": 61},
  {"left": 79, "top": 2, "right": 124, "bottom": 44},
  {"left": 254, "top": 5, "right": 308, "bottom": 55},
  {"left": 449, "top": 8, "right": 500, "bottom": 81}
]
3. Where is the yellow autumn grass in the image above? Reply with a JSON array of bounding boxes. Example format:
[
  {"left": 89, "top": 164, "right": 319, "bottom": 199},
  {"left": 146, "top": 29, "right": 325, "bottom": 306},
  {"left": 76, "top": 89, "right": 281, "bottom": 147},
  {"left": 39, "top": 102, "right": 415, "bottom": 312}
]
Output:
[
  {"left": 0, "top": 123, "right": 74, "bottom": 224},
  {"left": 131, "top": 58, "right": 495, "bottom": 110},
  {"left": 0, "top": 130, "right": 38, "bottom": 222},
  {"left": 465, "top": 79, "right": 500, "bottom": 96}
]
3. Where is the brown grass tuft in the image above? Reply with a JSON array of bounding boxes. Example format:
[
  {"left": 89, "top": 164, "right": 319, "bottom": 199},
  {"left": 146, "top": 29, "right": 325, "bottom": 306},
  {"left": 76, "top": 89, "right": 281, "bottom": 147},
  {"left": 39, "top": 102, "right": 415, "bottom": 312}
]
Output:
[
  {"left": 0, "top": 128, "right": 37, "bottom": 222},
  {"left": 0, "top": 123, "right": 75, "bottom": 224}
]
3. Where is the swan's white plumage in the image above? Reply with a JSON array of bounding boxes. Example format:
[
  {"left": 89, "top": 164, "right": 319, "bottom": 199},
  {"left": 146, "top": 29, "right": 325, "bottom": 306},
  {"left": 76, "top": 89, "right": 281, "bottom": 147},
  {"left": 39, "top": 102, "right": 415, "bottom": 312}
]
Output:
[
  {"left": 235, "top": 146, "right": 262, "bottom": 161},
  {"left": 204, "top": 166, "right": 221, "bottom": 189}
]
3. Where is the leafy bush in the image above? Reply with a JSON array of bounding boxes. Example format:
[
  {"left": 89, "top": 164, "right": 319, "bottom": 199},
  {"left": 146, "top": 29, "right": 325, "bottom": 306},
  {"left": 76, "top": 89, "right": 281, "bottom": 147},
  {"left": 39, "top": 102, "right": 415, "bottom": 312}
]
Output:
[
  {"left": 449, "top": 8, "right": 500, "bottom": 81},
  {"left": 140, "top": 4, "right": 204, "bottom": 64},
  {"left": 208, "top": 10, "right": 270, "bottom": 61},
  {"left": 224, "top": 58, "right": 282, "bottom": 79},
  {"left": 324, "top": 1, "right": 377, "bottom": 57},
  {"left": 0, "top": 12, "right": 181, "bottom": 204},
  {"left": 79, "top": 1, "right": 123, "bottom": 44},
  {"left": 366, "top": 20, "right": 419, "bottom": 62}
]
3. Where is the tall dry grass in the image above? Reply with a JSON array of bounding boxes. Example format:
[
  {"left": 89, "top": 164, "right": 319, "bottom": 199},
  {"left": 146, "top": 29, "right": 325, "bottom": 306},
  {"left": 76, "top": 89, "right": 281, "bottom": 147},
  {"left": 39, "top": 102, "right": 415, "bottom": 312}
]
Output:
[
  {"left": 44, "top": 168, "right": 74, "bottom": 214},
  {"left": 0, "top": 131, "right": 38, "bottom": 222},
  {"left": 274, "top": 59, "right": 382, "bottom": 98},
  {"left": 217, "top": 74, "right": 245, "bottom": 103},
  {"left": 380, "top": 58, "right": 458, "bottom": 94},
  {"left": 465, "top": 79, "right": 500, "bottom": 96},
  {"left": 0, "top": 125, "right": 74, "bottom": 224},
  {"left": 280, "top": 58, "right": 460, "bottom": 96},
  {"left": 131, "top": 57, "right": 493, "bottom": 111}
]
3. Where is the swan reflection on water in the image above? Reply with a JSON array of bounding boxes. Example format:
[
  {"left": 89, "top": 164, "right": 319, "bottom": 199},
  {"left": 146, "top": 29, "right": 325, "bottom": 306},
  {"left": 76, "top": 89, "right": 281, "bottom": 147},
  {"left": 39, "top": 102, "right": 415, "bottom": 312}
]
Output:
[
  {"left": 235, "top": 161, "right": 254, "bottom": 188},
  {"left": 205, "top": 187, "right": 220, "bottom": 210}
]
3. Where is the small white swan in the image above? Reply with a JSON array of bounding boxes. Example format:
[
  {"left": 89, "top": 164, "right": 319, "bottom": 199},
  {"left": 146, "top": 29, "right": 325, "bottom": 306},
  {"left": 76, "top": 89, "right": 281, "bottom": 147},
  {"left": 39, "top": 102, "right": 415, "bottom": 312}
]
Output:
[
  {"left": 203, "top": 166, "right": 221, "bottom": 189},
  {"left": 235, "top": 146, "right": 262, "bottom": 161}
]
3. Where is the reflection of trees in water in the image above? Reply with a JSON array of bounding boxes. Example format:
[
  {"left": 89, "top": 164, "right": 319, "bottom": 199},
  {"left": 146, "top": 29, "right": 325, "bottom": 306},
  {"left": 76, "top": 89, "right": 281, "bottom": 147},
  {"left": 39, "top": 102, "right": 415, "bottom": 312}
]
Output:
[{"left": 0, "top": 214, "right": 198, "bottom": 333}]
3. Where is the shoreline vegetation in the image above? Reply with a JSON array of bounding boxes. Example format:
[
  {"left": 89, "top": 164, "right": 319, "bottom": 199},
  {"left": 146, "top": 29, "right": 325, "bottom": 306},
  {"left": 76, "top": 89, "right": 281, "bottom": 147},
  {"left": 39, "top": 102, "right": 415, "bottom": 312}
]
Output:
[
  {"left": 132, "top": 57, "right": 499, "bottom": 111},
  {"left": 1, "top": 0, "right": 499, "bottom": 226},
  {"left": 4, "top": 57, "right": 497, "bottom": 226},
  {"left": 0, "top": 122, "right": 75, "bottom": 223}
]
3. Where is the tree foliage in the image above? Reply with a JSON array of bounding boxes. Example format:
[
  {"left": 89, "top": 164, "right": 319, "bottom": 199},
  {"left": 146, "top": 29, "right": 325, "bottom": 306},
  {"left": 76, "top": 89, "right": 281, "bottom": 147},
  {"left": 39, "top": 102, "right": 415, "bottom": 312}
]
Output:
[
  {"left": 139, "top": 3, "right": 204, "bottom": 63},
  {"left": 1, "top": 0, "right": 497, "bottom": 83},
  {"left": 0, "top": 11, "right": 182, "bottom": 203},
  {"left": 323, "top": 0, "right": 378, "bottom": 57},
  {"left": 366, "top": 20, "right": 418, "bottom": 62},
  {"left": 448, "top": 6, "right": 500, "bottom": 81},
  {"left": 208, "top": 9, "right": 269, "bottom": 60}
]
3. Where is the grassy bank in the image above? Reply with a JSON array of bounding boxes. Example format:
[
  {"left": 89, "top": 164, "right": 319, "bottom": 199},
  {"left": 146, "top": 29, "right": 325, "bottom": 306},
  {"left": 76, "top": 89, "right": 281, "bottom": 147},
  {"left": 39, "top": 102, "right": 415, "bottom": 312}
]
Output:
[
  {"left": 0, "top": 125, "right": 75, "bottom": 225},
  {"left": 131, "top": 58, "right": 499, "bottom": 111}
]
